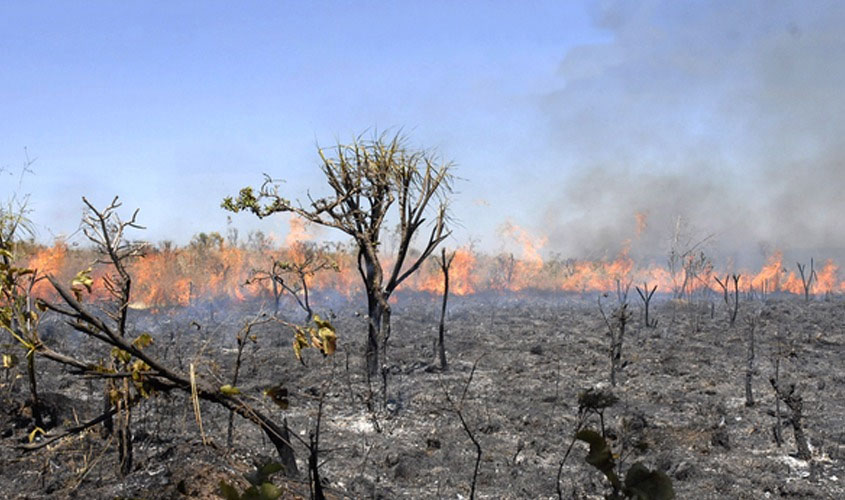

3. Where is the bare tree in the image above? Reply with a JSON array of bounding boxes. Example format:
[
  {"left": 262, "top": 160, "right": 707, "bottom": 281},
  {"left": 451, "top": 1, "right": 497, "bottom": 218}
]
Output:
[
  {"left": 246, "top": 242, "right": 337, "bottom": 320},
  {"left": 714, "top": 274, "right": 741, "bottom": 327},
  {"left": 635, "top": 283, "right": 657, "bottom": 328},
  {"left": 796, "top": 259, "right": 816, "bottom": 302},
  {"left": 440, "top": 357, "right": 483, "bottom": 499},
  {"left": 666, "top": 216, "right": 713, "bottom": 300},
  {"left": 223, "top": 131, "right": 455, "bottom": 380},
  {"left": 599, "top": 295, "right": 631, "bottom": 387}
]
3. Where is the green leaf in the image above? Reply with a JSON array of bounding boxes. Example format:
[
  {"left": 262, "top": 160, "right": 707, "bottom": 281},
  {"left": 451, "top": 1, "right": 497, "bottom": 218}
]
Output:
[
  {"left": 264, "top": 385, "right": 289, "bottom": 410},
  {"left": 258, "top": 482, "right": 282, "bottom": 500},
  {"left": 218, "top": 480, "right": 242, "bottom": 500},
  {"left": 244, "top": 461, "right": 282, "bottom": 487},
  {"left": 220, "top": 384, "right": 241, "bottom": 396},
  {"left": 624, "top": 462, "right": 675, "bottom": 500},
  {"left": 72, "top": 268, "right": 94, "bottom": 293},
  {"left": 576, "top": 429, "right": 621, "bottom": 490},
  {"left": 292, "top": 328, "right": 308, "bottom": 362},
  {"left": 318, "top": 326, "right": 336, "bottom": 356},
  {"left": 256, "top": 462, "right": 283, "bottom": 484},
  {"left": 132, "top": 333, "right": 154, "bottom": 349},
  {"left": 111, "top": 347, "right": 132, "bottom": 364}
]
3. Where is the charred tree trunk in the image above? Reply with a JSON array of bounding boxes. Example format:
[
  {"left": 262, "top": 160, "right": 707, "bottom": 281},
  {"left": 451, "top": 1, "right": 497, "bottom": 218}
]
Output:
[
  {"left": 770, "top": 378, "right": 812, "bottom": 460},
  {"left": 773, "top": 358, "right": 782, "bottom": 447},
  {"left": 272, "top": 278, "right": 281, "bottom": 317},
  {"left": 730, "top": 274, "right": 741, "bottom": 326},
  {"left": 745, "top": 318, "right": 755, "bottom": 407},
  {"left": 101, "top": 386, "right": 114, "bottom": 438},
  {"left": 365, "top": 293, "right": 382, "bottom": 379},
  {"left": 438, "top": 271, "right": 450, "bottom": 370},
  {"left": 635, "top": 283, "right": 657, "bottom": 328},
  {"left": 380, "top": 300, "right": 392, "bottom": 408},
  {"left": 25, "top": 351, "right": 44, "bottom": 429},
  {"left": 797, "top": 259, "right": 816, "bottom": 303},
  {"left": 117, "top": 379, "right": 133, "bottom": 475},
  {"left": 610, "top": 307, "right": 626, "bottom": 387},
  {"left": 437, "top": 248, "right": 455, "bottom": 370},
  {"left": 360, "top": 244, "right": 387, "bottom": 379}
]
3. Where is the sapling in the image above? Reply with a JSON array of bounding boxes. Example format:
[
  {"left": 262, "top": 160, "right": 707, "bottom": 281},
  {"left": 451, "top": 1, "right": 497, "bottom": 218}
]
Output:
[
  {"left": 714, "top": 274, "right": 741, "bottom": 327},
  {"left": 575, "top": 429, "right": 675, "bottom": 500},
  {"left": 599, "top": 295, "right": 631, "bottom": 387},
  {"left": 635, "top": 283, "right": 658, "bottom": 328},
  {"left": 563, "top": 388, "right": 673, "bottom": 500},
  {"left": 796, "top": 259, "right": 816, "bottom": 302},
  {"left": 226, "top": 312, "right": 273, "bottom": 448},
  {"left": 245, "top": 242, "right": 337, "bottom": 320},
  {"left": 439, "top": 356, "right": 484, "bottom": 500},
  {"left": 0, "top": 191, "right": 46, "bottom": 431}
]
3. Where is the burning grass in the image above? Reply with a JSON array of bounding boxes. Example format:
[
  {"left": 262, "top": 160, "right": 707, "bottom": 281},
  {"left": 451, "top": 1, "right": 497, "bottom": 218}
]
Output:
[{"left": 15, "top": 236, "right": 845, "bottom": 311}]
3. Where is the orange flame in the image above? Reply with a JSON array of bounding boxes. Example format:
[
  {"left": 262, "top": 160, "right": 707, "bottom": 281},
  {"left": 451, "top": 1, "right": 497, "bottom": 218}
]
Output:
[{"left": 15, "top": 233, "right": 845, "bottom": 308}]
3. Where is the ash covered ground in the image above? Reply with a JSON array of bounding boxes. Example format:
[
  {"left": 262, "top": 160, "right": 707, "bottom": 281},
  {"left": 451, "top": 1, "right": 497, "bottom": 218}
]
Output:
[{"left": 2, "top": 292, "right": 844, "bottom": 499}]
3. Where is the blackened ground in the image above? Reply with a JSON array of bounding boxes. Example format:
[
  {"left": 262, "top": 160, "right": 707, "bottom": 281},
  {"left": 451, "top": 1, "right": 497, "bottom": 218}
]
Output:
[{"left": 1, "top": 292, "right": 844, "bottom": 499}]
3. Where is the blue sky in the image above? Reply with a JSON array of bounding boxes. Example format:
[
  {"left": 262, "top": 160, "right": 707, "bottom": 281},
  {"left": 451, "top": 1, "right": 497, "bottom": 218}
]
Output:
[{"left": 2, "top": 1, "right": 844, "bottom": 263}]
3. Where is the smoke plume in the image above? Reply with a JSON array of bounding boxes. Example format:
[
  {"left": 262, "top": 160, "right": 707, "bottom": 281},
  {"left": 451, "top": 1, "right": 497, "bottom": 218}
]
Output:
[{"left": 541, "top": 0, "right": 845, "bottom": 266}]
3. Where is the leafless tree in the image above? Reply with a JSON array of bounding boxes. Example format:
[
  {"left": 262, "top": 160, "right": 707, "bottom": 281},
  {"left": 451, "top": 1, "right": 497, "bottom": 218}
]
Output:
[
  {"left": 666, "top": 216, "right": 713, "bottom": 300},
  {"left": 223, "top": 131, "right": 455, "bottom": 382},
  {"left": 246, "top": 242, "right": 337, "bottom": 320},
  {"left": 440, "top": 357, "right": 483, "bottom": 499},
  {"left": 635, "top": 283, "right": 657, "bottom": 328},
  {"left": 599, "top": 295, "right": 631, "bottom": 387},
  {"left": 714, "top": 274, "right": 741, "bottom": 327},
  {"left": 796, "top": 259, "right": 816, "bottom": 302}
]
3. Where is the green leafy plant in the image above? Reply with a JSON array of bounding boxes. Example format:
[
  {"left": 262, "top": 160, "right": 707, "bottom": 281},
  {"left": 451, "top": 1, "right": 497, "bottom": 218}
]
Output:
[
  {"left": 219, "top": 462, "right": 284, "bottom": 500},
  {"left": 576, "top": 429, "right": 674, "bottom": 500}
]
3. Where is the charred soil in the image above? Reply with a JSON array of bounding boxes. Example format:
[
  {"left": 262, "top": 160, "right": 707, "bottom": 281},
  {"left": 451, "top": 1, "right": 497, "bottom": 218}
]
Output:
[{"left": 2, "top": 293, "right": 844, "bottom": 499}]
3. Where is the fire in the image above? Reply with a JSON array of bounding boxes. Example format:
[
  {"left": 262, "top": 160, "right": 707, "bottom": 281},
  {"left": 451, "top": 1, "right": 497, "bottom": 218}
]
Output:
[
  {"left": 26, "top": 242, "right": 69, "bottom": 298},
  {"left": 635, "top": 212, "right": 648, "bottom": 237},
  {"left": 748, "top": 251, "right": 785, "bottom": 294},
  {"left": 285, "top": 216, "right": 312, "bottom": 248},
  {"left": 815, "top": 260, "right": 838, "bottom": 294},
  {"left": 15, "top": 230, "right": 845, "bottom": 309},
  {"left": 499, "top": 221, "right": 546, "bottom": 291},
  {"left": 415, "top": 247, "right": 477, "bottom": 295}
]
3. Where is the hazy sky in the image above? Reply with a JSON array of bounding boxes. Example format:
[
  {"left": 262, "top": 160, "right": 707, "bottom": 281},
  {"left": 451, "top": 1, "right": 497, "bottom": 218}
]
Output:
[{"left": 2, "top": 1, "right": 844, "bottom": 265}]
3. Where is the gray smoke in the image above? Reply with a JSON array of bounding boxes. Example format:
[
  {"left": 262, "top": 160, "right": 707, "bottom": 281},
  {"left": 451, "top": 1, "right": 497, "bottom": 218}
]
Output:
[{"left": 541, "top": 0, "right": 845, "bottom": 266}]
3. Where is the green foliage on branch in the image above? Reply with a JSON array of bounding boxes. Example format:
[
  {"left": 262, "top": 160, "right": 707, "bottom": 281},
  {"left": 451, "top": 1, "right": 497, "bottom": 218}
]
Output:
[
  {"left": 576, "top": 429, "right": 675, "bottom": 500},
  {"left": 218, "top": 462, "right": 284, "bottom": 500}
]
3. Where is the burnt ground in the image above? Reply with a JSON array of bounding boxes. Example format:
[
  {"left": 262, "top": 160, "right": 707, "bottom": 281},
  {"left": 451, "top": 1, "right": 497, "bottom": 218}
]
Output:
[{"left": 2, "top": 292, "right": 844, "bottom": 499}]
